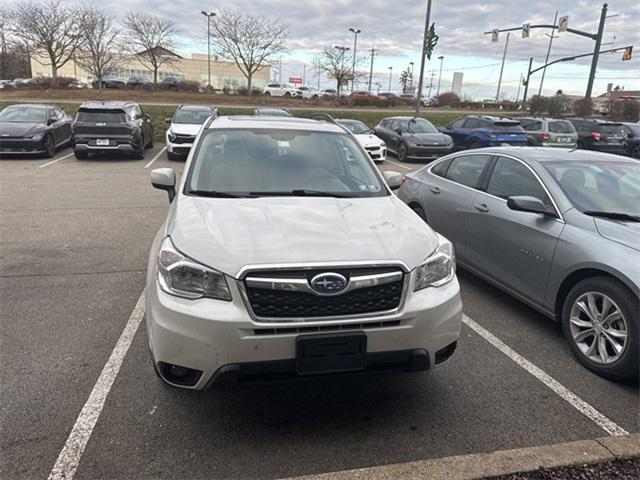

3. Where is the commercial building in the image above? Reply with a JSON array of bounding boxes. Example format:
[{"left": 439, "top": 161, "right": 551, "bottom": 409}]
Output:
[{"left": 30, "top": 51, "right": 270, "bottom": 88}]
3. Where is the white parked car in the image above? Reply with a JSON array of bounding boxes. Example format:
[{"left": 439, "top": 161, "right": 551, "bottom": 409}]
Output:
[
  {"left": 147, "top": 115, "right": 462, "bottom": 389},
  {"left": 165, "top": 104, "right": 217, "bottom": 161},
  {"left": 263, "top": 83, "right": 298, "bottom": 98},
  {"left": 296, "top": 86, "right": 320, "bottom": 99},
  {"left": 320, "top": 88, "right": 337, "bottom": 98},
  {"left": 337, "top": 118, "right": 387, "bottom": 163}
]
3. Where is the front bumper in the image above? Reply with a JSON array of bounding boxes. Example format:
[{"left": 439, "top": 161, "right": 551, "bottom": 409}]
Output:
[
  {"left": 364, "top": 145, "right": 387, "bottom": 162},
  {"left": 406, "top": 144, "right": 454, "bottom": 160},
  {"left": 146, "top": 273, "right": 463, "bottom": 390},
  {"left": 0, "top": 138, "right": 47, "bottom": 154},
  {"left": 166, "top": 139, "right": 193, "bottom": 156}
]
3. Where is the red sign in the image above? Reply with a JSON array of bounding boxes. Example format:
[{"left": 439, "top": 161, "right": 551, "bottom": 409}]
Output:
[{"left": 289, "top": 77, "right": 303, "bottom": 85}]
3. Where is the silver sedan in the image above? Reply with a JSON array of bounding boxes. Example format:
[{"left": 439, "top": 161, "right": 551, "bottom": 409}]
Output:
[{"left": 397, "top": 147, "right": 639, "bottom": 381}]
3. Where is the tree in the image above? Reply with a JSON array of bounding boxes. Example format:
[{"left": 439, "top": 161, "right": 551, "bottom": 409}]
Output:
[
  {"left": 12, "top": 0, "right": 83, "bottom": 85},
  {"left": 399, "top": 68, "right": 412, "bottom": 93},
  {"left": 315, "top": 46, "right": 358, "bottom": 99},
  {"left": 209, "top": 10, "right": 288, "bottom": 92},
  {"left": 122, "top": 12, "right": 178, "bottom": 84},
  {"left": 573, "top": 98, "right": 593, "bottom": 116},
  {"left": 435, "top": 91, "right": 460, "bottom": 107},
  {"left": 75, "top": 8, "right": 121, "bottom": 90}
]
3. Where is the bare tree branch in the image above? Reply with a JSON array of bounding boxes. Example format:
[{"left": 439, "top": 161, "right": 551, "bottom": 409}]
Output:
[
  {"left": 209, "top": 10, "right": 288, "bottom": 92},
  {"left": 12, "top": 0, "right": 83, "bottom": 84},
  {"left": 121, "top": 12, "right": 178, "bottom": 84},
  {"left": 74, "top": 7, "right": 121, "bottom": 90},
  {"left": 315, "top": 46, "right": 365, "bottom": 98}
]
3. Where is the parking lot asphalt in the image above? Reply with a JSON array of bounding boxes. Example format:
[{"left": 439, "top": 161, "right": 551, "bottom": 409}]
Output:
[{"left": 0, "top": 148, "right": 637, "bottom": 480}]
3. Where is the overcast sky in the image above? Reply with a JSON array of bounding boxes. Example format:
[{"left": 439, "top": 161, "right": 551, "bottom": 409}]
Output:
[{"left": 97, "top": 0, "right": 638, "bottom": 98}]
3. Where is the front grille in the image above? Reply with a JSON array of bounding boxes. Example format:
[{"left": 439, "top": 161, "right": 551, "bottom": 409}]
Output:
[
  {"left": 365, "top": 146, "right": 381, "bottom": 151},
  {"left": 172, "top": 134, "right": 195, "bottom": 144},
  {"left": 244, "top": 267, "right": 405, "bottom": 320}
]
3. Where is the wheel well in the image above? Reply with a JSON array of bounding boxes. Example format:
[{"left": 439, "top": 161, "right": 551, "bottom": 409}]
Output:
[
  {"left": 408, "top": 202, "right": 427, "bottom": 221},
  {"left": 554, "top": 268, "right": 628, "bottom": 319}
]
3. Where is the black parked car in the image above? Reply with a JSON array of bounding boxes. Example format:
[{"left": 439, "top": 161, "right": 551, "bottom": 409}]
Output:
[
  {"left": 92, "top": 76, "right": 125, "bottom": 89},
  {"left": 567, "top": 118, "right": 627, "bottom": 155},
  {"left": 373, "top": 116, "right": 453, "bottom": 161},
  {"left": 72, "top": 102, "right": 154, "bottom": 159},
  {"left": 0, "top": 104, "right": 72, "bottom": 158},
  {"left": 127, "top": 76, "right": 152, "bottom": 88}
]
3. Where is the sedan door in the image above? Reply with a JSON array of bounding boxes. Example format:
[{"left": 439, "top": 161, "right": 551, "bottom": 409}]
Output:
[
  {"left": 418, "top": 154, "right": 492, "bottom": 260},
  {"left": 465, "top": 155, "right": 564, "bottom": 305}
]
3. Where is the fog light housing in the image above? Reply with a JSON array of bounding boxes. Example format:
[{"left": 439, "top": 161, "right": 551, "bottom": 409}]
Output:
[{"left": 157, "top": 362, "right": 203, "bottom": 387}]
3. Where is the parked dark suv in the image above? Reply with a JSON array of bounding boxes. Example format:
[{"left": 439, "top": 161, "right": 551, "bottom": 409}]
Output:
[
  {"left": 567, "top": 118, "right": 627, "bottom": 155},
  {"left": 72, "top": 102, "right": 154, "bottom": 159}
]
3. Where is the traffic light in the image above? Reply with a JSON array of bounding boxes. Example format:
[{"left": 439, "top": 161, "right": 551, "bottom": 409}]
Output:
[
  {"left": 622, "top": 46, "right": 633, "bottom": 61},
  {"left": 491, "top": 29, "right": 499, "bottom": 42},
  {"left": 522, "top": 23, "right": 531, "bottom": 39}
]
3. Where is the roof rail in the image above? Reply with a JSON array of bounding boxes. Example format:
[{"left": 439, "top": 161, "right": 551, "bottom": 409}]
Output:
[{"left": 302, "top": 112, "right": 352, "bottom": 135}]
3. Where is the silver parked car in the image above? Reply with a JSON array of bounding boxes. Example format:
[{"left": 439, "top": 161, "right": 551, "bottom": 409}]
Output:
[
  {"left": 518, "top": 117, "right": 578, "bottom": 148},
  {"left": 398, "top": 147, "right": 639, "bottom": 380}
]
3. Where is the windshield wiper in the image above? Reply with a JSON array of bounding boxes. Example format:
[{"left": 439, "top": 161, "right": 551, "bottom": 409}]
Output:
[
  {"left": 188, "top": 190, "right": 246, "bottom": 198},
  {"left": 583, "top": 211, "right": 640, "bottom": 222},
  {"left": 248, "top": 190, "right": 355, "bottom": 198}
]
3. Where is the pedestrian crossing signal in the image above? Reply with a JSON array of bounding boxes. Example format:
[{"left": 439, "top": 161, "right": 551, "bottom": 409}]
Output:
[{"left": 622, "top": 46, "right": 633, "bottom": 61}]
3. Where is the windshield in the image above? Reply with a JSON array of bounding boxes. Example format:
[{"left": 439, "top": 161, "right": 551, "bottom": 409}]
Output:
[
  {"left": 408, "top": 118, "right": 438, "bottom": 133},
  {"left": 0, "top": 106, "right": 46, "bottom": 123},
  {"left": 187, "top": 129, "right": 386, "bottom": 197},
  {"left": 494, "top": 122, "right": 524, "bottom": 133},
  {"left": 548, "top": 121, "right": 575, "bottom": 134},
  {"left": 544, "top": 161, "right": 640, "bottom": 215},
  {"left": 338, "top": 120, "right": 370, "bottom": 135},
  {"left": 173, "top": 109, "right": 212, "bottom": 124},
  {"left": 625, "top": 124, "right": 640, "bottom": 136},
  {"left": 77, "top": 109, "right": 126, "bottom": 123}
]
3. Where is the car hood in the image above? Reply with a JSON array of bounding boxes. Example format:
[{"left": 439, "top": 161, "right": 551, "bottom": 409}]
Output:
[
  {"left": 168, "top": 195, "right": 439, "bottom": 277},
  {"left": 405, "top": 132, "right": 451, "bottom": 145},
  {"left": 354, "top": 133, "right": 384, "bottom": 147},
  {"left": 0, "top": 122, "right": 45, "bottom": 137},
  {"left": 168, "top": 123, "right": 202, "bottom": 136},
  {"left": 594, "top": 218, "right": 640, "bottom": 252}
]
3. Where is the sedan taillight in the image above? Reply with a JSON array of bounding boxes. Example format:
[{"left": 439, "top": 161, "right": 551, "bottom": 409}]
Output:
[
  {"left": 591, "top": 131, "right": 601, "bottom": 141},
  {"left": 539, "top": 132, "right": 550, "bottom": 141}
]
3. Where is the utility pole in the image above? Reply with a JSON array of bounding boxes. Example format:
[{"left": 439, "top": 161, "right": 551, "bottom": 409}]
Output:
[
  {"left": 585, "top": 3, "right": 607, "bottom": 99},
  {"left": 409, "top": 61, "right": 415, "bottom": 91},
  {"left": 427, "top": 71, "right": 435, "bottom": 98},
  {"left": 201, "top": 11, "right": 216, "bottom": 88},
  {"left": 522, "top": 56, "right": 533, "bottom": 106},
  {"left": 538, "top": 11, "right": 558, "bottom": 96},
  {"left": 349, "top": 27, "right": 361, "bottom": 93},
  {"left": 415, "top": 0, "right": 433, "bottom": 114},
  {"left": 303, "top": 64, "right": 306, "bottom": 85},
  {"left": 388, "top": 66, "right": 393, "bottom": 92},
  {"left": 515, "top": 74, "right": 523, "bottom": 103},
  {"left": 496, "top": 32, "right": 510, "bottom": 102},
  {"left": 368, "top": 46, "right": 378, "bottom": 93},
  {"left": 436, "top": 55, "right": 444, "bottom": 97}
]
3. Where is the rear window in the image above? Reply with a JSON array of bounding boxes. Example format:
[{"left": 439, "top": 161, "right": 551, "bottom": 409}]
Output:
[
  {"left": 493, "top": 122, "right": 524, "bottom": 133},
  {"left": 599, "top": 124, "right": 625, "bottom": 135},
  {"left": 548, "top": 121, "right": 574, "bottom": 134},
  {"left": 77, "top": 109, "right": 127, "bottom": 123}
]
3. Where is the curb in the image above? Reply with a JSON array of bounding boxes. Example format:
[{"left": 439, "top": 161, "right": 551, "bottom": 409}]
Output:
[{"left": 283, "top": 434, "right": 640, "bottom": 480}]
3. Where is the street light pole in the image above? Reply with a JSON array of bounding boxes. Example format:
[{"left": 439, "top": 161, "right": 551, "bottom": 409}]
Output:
[
  {"left": 415, "top": 0, "right": 433, "bottom": 114},
  {"left": 585, "top": 3, "right": 607, "bottom": 99},
  {"left": 495, "top": 32, "right": 510, "bottom": 102},
  {"left": 436, "top": 55, "right": 444, "bottom": 96},
  {"left": 368, "top": 46, "right": 378, "bottom": 93},
  {"left": 349, "top": 27, "right": 361, "bottom": 93},
  {"left": 388, "top": 66, "right": 393, "bottom": 92},
  {"left": 409, "top": 61, "right": 414, "bottom": 91},
  {"left": 201, "top": 11, "right": 216, "bottom": 88},
  {"left": 538, "top": 11, "right": 558, "bottom": 96}
]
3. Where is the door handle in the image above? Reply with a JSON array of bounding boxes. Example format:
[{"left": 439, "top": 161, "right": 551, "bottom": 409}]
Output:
[
  {"left": 429, "top": 186, "right": 441, "bottom": 194},
  {"left": 473, "top": 203, "right": 489, "bottom": 213}
]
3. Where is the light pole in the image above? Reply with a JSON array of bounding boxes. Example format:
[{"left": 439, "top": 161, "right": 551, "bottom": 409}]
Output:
[
  {"left": 415, "top": 0, "right": 433, "bottom": 114},
  {"left": 409, "top": 61, "right": 414, "bottom": 91},
  {"left": 201, "top": 11, "right": 216, "bottom": 88},
  {"left": 368, "top": 46, "right": 378, "bottom": 93},
  {"left": 495, "top": 32, "right": 510, "bottom": 102},
  {"left": 538, "top": 11, "right": 558, "bottom": 96},
  {"left": 349, "top": 27, "right": 361, "bottom": 93},
  {"left": 388, "top": 66, "right": 393, "bottom": 93},
  {"left": 436, "top": 55, "right": 444, "bottom": 97}
]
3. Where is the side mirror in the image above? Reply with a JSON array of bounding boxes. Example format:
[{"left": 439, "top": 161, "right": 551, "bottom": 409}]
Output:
[
  {"left": 151, "top": 168, "right": 176, "bottom": 203},
  {"left": 47, "top": 117, "right": 55, "bottom": 125},
  {"left": 383, "top": 170, "right": 403, "bottom": 190},
  {"left": 507, "top": 196, "right": 547, "bottom": 215},
  {"left": 395, "top": 128, "right": 403, "bottom": 135},
  {"left": 165, "top": 117, "right": 172, "bottom": 124}
]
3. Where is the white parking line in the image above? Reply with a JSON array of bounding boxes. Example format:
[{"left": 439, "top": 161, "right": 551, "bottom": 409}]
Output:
[
  {"left": 39, "top": 152, "right": 75, "bottom": 168},
  {"left": 384, "top": 158, "right": 413, "bottom": 171},
  {"left": 47, "top": 292, "right": 146, "bottom": 480},
  {"left": 144, "top": 146, "right": 167, "bottom": 169},
  {"left": 462, "top": 314, "right": 629, "bottom": 437}
]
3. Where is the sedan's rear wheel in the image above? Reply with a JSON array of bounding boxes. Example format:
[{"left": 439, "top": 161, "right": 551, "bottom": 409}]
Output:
[
  {"left": 264, "top": 91, "right": 271, "bottom": 96},
  {"left": 468, "top": 140, "right": 482, "bottom": 150},
  {"left": 562, "top": 277, "right": 638, "bottom": 381}
]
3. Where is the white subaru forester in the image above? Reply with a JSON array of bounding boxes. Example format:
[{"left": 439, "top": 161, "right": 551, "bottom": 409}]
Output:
[{"left": 147, "top": 115, "right": 462, "bottom": 389}]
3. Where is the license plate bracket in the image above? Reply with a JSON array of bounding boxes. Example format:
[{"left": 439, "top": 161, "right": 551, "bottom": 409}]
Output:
[{"left": 295, "top": 332, "right": 367, "bottom": 375}]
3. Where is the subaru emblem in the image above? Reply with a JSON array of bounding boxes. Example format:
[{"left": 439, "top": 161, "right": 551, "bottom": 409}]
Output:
[{"left": 309, "top": 272, "right": 348, "bottom": 295}]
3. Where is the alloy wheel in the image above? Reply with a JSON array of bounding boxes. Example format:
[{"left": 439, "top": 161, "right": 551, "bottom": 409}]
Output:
[
  {"left": 569, "top": 292, "right": 628, "bottom": 365},
  {"left": 45, "top": 135, "right": 55, "bottom": 157},
  {"left": 398, "top": 143, "right": 407, "bottom": 161}
]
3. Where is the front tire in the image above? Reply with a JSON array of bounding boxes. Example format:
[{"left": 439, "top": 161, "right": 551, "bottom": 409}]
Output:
[
  {"left": 632, "top": 144, "right": 640, "bottom": 159},
  {"left": 264, "top": 91, "right": 271, "bottom": 96},
  {"left": 284, "top": 92, "right": 291, "bottom": 98},
  {"left": 468, "top": 140, "right": 482, "bottom": 150},
  {"left": 43, "top": 134, "right": 56, "bottom": 158},
  {"left": 561, "top": 277, "right": 638, "bottom": 381},
  {"left": 398, "top": 142, "right": 409, "bottom": 162}
]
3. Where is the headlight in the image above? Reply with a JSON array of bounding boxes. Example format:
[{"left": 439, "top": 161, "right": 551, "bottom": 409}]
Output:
[
  {"left": 25, "top": 132, "right": 44, "bottom": 140},
  {"left": 167, "top": 130, "right": 176, "bottom": 142},
  {"left": 413, "top": 235, "right": 456, "bottom": 291},
  {"left": 156, "top": 237, "right": 232, "bottom": 301}
]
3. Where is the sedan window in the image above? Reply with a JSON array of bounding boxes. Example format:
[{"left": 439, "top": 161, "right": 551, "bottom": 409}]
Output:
[
  {"left": 445, "top": 155, "right": 491, "bottom": 188},
  {"left": 486, "top": 157, "right": 551, "bottom": 206}
]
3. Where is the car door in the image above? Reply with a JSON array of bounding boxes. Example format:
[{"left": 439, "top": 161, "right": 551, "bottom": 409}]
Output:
[
  {"left": 373, "top": 120, "right": 391, "bottom": 144},
  {"left": 54, "top": 108, "right": 72, "bottom": 142},
  {"left": 440, "top": 117, "right": 466, "bottom": 146},
  {"left": 387, "top": 119, "right": 403, "bottom": 152},
  {"left": 420, "top": 153, "right": 492, "bottom": 260},
  {"left": 466, "top": 155, "right": 564, "bottom": 305}
]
